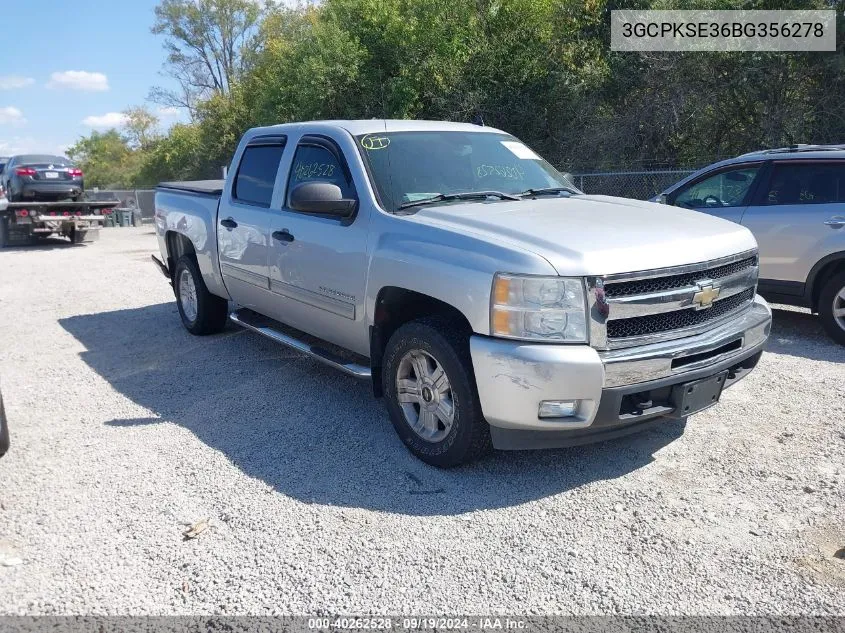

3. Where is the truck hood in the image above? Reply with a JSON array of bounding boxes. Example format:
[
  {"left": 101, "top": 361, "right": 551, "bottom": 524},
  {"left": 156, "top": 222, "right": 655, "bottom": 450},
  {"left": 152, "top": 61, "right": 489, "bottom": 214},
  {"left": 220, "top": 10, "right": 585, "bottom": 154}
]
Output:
[{"left": 411, "top": 195, "right": 757, "bottom": 276}]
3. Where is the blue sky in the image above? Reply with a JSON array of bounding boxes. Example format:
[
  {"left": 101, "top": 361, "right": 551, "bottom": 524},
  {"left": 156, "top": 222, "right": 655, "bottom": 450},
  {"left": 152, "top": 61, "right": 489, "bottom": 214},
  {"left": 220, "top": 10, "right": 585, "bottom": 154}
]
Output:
[{"left": 0, "top": 0, "right": 187, "bottom": 157}]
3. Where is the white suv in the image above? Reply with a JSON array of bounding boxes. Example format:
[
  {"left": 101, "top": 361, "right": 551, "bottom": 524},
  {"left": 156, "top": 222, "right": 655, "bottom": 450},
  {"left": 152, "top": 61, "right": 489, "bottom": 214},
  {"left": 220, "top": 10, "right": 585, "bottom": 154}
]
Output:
[{"left": 657, "top": 145, "right": 845, "bottom": 345}]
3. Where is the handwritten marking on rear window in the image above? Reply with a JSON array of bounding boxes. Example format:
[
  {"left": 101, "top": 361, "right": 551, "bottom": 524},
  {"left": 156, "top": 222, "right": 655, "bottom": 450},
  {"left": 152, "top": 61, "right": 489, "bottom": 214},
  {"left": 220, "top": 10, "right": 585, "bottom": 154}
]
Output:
[
  {"left": 294, "top": 162, "right": 336, "bottom": 179},
  {"left": 477, "top": 164, "right": 525, "bottom": 180},
  {"left": 361, "top": 135, "right": 390, "bottom": 150}
]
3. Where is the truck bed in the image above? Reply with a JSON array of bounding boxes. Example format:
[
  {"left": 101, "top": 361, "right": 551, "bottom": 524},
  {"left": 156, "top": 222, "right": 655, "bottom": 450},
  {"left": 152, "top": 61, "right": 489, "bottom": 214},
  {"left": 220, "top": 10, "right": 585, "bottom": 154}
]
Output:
[{"left": 157, "top": 180, "right": 225, "bottom": 196}]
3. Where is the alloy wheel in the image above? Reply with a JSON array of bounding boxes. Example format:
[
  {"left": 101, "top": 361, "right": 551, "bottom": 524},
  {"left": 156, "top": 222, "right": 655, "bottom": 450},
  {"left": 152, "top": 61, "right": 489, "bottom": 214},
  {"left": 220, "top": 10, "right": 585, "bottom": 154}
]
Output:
[
  {"left": 396, "top": 349, "right": 455, "bottom": 442},
  {"left": 178, "top": 268, "right": 198, "bottom": 323},
  {"left": 833, "top": 283, "right": 845, "bottom": 331}
]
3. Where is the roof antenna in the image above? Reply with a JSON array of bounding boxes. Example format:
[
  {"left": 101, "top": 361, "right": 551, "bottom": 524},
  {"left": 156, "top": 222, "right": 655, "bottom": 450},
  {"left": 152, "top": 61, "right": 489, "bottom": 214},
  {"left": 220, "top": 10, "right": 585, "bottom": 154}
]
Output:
[{"left": 472, "top": 113, "right": 485, "bottom": 126}]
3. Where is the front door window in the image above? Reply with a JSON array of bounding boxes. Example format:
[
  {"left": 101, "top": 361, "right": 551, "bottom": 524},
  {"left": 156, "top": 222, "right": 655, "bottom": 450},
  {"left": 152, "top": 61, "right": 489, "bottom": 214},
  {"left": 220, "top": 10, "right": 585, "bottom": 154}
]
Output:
[{"left": 674, "top": 167, "right": 760, "bottom": 209}]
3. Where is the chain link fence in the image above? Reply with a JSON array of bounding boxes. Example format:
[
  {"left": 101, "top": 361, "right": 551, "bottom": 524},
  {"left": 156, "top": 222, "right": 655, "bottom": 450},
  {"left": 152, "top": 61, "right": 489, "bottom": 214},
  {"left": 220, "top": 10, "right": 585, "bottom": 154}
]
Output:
[
  {"left": 85, "top": 189, "right": 156, "bottom": 220},
  {"left": 571, "top": 169, "right": 696, "bottom": 200},
  {"left": 84, "top": 169, "right": 698, "bottom": 220}
]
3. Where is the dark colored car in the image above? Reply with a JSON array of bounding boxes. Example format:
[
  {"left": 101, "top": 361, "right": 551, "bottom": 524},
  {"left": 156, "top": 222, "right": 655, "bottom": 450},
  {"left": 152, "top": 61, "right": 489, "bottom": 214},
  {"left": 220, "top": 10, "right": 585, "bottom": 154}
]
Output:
[
  {"left": 3, "top": 154, "right": 84, "bottom": 202},
  {"left": 0, "top": 387, "right": 8, "bottom": 458}
]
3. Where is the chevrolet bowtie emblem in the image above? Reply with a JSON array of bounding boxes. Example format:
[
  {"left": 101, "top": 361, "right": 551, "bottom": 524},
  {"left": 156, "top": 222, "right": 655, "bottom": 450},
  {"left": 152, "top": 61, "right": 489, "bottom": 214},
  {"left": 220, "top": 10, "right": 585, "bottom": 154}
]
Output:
[{"left": 692, "top": 282, "right": 721, "bottom": 309}]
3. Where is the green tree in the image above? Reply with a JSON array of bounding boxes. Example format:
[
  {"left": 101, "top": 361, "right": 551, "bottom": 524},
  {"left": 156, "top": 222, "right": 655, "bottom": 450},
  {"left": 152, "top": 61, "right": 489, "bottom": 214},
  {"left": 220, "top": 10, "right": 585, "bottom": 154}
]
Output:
[
  {"left": 66, "top": 130, "right": 139, "bottom": 188},
  {"left": 123, "top": 106, "right": 161, "bottom": 150},
  {"left": 143, "top": 0, "right": 845, "bottom": 180},
  {"left": 150, "top": 0, "right": 265, "bottom": 115},
  {"left": 138, "top": 123, "right": 211, "bottom": 184}
]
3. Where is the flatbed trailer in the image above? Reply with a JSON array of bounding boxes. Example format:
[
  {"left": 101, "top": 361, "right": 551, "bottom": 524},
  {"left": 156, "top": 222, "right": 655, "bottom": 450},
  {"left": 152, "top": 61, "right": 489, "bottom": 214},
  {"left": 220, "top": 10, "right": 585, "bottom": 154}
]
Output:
[{"left": 0, "top": 199, "right": 121, "bottom": 247}]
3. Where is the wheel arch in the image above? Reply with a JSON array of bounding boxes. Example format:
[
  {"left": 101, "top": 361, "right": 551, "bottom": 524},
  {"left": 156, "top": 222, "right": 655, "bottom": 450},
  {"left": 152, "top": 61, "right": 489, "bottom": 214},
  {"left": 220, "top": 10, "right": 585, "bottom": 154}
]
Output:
[
  {"left": 807, "top": 251, "right": 845, "bottom": 310},
  {"left": 164, "top": 230, "right": 196, "bottom": 277},
  {"left": 369, "top": 286, "right": 473, "bottom": 397}
]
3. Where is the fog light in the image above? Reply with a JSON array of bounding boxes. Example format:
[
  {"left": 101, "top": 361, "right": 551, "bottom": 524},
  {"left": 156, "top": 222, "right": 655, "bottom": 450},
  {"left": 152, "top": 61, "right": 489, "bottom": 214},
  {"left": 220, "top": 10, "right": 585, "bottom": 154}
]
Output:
[{"left": 539, "top": 400, "right": 579, "bottom": 419}]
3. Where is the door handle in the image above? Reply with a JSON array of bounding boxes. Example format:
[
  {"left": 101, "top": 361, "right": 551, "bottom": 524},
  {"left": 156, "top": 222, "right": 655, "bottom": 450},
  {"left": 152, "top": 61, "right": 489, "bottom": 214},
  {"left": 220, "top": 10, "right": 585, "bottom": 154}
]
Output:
[
  {"left": 220, "top": 217, "right": 238, "bottom": 229},
  {"left": 273, "top": 229, "right": 295, "bottom": 243},
  {"left": 823, "top": 217, "right": 845, "bottom": 228}
]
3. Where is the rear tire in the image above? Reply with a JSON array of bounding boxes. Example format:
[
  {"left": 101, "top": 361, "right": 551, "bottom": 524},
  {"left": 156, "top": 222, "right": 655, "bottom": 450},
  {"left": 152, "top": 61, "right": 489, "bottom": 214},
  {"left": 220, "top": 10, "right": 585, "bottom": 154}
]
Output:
[
  {"left": 173, "top": 255, "right": 229, "bottom": 335},
  {"left": 818, "top": 270, "right": 845, "bottom": 346},
  {"left": 382, "top": 317, "right": 492, "bottom": 467}
]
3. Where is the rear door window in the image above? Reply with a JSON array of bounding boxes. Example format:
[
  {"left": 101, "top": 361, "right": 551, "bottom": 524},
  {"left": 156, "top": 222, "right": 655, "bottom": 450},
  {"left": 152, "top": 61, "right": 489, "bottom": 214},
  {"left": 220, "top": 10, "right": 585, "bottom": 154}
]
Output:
[
  {"left": 233, "top": 144, "right": 285, "bottom": 207},
  {"left": 760, "top": 162, "right": 845, "bottom": 205}
]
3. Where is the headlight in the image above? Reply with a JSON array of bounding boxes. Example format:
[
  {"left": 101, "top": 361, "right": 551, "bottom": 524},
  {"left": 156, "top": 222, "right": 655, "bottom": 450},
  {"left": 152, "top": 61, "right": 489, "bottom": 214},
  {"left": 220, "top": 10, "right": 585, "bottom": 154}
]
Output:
[{"left": 491, "top": 274, "right": 588, "bottom": 342}]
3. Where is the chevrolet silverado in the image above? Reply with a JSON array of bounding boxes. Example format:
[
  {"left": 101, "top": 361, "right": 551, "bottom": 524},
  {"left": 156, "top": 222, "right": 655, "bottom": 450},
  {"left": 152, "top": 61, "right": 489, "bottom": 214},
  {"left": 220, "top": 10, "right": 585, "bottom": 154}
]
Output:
[{"left": 152, "top": 120, "right": 772, "bottom": 467}]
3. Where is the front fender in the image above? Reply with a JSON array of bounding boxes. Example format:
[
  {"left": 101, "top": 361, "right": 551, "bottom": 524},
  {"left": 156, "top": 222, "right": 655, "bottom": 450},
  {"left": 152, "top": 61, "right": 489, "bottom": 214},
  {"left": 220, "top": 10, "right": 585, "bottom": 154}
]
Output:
[{"left": 365, "top": 224, "right": 557, "bottom": 334}]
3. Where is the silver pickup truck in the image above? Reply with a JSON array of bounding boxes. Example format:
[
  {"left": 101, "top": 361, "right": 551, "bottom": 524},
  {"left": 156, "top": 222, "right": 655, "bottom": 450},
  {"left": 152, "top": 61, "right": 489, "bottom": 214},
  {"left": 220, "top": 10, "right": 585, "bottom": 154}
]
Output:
[{"left": 152, "top": 120, "right": 772, "bottom": 467}]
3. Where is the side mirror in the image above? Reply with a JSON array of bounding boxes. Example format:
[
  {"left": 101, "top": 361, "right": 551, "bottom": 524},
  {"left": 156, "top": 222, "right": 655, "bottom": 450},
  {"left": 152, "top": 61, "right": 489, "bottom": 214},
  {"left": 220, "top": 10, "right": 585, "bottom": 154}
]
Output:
[
  {"left": 289, "top": 182, "right": 356, "bottom": 218},
  {"left": 655, "top": 194, "right": 668, "bottom": 205}
]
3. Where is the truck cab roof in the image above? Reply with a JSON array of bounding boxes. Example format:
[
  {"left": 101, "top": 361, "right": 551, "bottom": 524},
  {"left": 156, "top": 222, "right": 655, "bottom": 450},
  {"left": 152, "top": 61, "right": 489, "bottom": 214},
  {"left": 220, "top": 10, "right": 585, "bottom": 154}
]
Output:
[{"left": 246, "top": 119, "right": 506, "bottom": 139}]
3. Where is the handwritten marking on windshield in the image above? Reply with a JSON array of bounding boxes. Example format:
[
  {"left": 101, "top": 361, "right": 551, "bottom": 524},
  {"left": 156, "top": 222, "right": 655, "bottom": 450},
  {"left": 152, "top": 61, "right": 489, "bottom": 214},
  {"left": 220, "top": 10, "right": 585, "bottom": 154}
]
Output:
[
  {"left": 361, "top": 135, "right": 390, "bottom": 150},
  {"left": 476, "top": 164, "right": 525, "bottom": 180}
]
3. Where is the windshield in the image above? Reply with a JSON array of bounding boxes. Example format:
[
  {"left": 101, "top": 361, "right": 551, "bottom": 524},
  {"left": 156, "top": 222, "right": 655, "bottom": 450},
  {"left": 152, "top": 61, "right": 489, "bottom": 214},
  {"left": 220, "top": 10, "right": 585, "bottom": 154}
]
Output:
[{"left": 356, "top": 131, "right": 578, "bottom": 212}]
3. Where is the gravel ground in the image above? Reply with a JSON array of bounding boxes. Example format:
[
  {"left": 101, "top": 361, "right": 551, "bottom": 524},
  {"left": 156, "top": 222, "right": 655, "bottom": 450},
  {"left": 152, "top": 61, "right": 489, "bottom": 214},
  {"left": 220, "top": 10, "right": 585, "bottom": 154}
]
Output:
[{"left": 0, "top": 227, "right": 843, "bottom": 615}]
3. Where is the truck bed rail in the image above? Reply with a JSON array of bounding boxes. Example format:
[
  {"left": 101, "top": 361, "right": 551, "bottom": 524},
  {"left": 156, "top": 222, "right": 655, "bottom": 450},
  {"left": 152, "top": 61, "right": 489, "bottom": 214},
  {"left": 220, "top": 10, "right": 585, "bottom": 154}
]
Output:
[{"left": 157, "top": 181, "right": 224, "bottom": 196}]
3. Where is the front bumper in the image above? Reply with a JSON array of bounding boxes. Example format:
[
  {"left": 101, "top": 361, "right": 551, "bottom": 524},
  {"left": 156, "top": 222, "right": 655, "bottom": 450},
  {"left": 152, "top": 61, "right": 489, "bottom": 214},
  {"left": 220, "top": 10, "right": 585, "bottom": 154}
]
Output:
[{"left": 470, "top": 295, "right": 772, "bottom": 450}]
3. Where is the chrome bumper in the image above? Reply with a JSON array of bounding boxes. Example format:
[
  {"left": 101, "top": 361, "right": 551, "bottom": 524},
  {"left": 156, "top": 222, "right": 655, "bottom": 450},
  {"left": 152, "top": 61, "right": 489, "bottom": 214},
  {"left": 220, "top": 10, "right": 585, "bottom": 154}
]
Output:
[
  {"left": 601, "top": 296, "right": 771, "bottom": 387},
  {"left": 470, "top": 295, "right": 771, "bottom": 438}
]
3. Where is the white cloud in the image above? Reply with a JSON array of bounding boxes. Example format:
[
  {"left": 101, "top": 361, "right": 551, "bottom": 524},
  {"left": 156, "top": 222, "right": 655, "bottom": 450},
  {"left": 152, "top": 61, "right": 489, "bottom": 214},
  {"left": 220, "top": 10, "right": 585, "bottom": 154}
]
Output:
[
  {"left": 47, "top": 70, "right": 109, "bottom": 92},
  {"left": 0, "top": 76, "right": 35, "bottom": 90},
  {"left": 82, "top": 112, "right": 129, "bottom": 129},
  {"left": 0, "top": 138, "right": 32, "bottom": 154},
  {"left": 0, "top": 136, "right": 71, "bottom": 155},
  {"left": 157, "top": 106, "right": 180, "bottom": 117},
  {"left": 0, "top": 106, "right": 26, "bottom": 126}
]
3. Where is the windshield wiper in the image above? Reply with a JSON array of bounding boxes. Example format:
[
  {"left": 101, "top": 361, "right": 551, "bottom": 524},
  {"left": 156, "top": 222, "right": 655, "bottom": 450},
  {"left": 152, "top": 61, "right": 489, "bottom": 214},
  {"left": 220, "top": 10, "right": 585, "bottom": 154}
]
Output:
[
  {"left": 397, "top": 190, "right": 520, "bottom": 211},
  {"left": 518, "top": 187, "right": 579, "bottom": 198}
]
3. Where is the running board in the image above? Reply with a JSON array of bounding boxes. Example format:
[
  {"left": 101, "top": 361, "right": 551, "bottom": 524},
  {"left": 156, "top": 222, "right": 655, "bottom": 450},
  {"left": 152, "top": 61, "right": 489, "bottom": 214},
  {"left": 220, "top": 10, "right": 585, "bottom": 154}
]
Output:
[{"left": 229, "top": 308, "right": 372, "bottom": 379}]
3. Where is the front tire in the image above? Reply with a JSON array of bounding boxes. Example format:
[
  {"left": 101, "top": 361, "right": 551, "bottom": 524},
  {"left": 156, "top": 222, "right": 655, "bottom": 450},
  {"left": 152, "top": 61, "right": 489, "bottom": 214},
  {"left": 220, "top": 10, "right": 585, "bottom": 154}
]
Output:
[
  {"left": 173, "top": 255, "right": 229, "bottom": 335},
  {"left": 382, "top": 317, "right": 492, "bottom": 467},
  {"left": 818, "top": 271, "right": 845, "bottom": 346}
]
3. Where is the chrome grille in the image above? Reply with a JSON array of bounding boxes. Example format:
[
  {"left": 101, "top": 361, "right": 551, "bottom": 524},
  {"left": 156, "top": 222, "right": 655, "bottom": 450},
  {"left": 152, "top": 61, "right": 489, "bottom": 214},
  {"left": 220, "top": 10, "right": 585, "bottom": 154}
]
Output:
[
  {"left": 604, "top": 256, "right": 757, "bottom": 298},
  {"left": 588, "top": 250, "right": 759, "bottom": 350},
  {"left": 606, "top": 289, "right": 755, "bottom": 339}
]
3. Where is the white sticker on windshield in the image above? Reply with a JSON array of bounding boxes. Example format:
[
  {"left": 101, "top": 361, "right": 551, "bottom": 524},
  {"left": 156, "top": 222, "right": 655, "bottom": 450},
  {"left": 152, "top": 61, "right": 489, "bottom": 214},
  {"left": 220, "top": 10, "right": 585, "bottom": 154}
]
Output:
[
  {"left": 501, "top": 141, "right": 541, "bottom": 160},
  {"left": 404, "top": 193, "right": 440, "bottom": 202}
]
